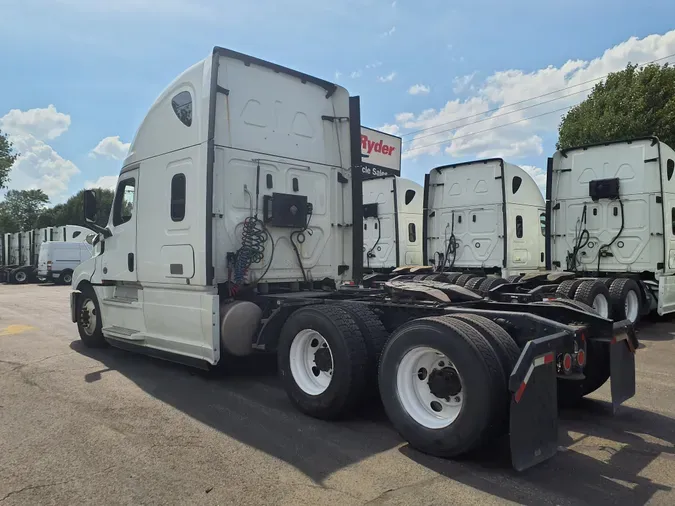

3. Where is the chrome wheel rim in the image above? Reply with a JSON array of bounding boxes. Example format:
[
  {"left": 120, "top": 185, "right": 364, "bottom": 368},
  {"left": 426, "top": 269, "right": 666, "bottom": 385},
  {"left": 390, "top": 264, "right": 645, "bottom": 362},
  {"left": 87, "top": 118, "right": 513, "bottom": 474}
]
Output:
[{"left": 80, "top": 299, "right": 97, "bottom": 336}]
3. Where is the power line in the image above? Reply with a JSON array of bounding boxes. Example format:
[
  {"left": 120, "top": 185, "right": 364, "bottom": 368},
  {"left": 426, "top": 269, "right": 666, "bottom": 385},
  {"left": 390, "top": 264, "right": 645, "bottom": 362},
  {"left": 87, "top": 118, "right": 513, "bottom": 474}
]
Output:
[
  {"left": 402, "top": 85, "right": 595, "bottom": 145},
  {"left": 406, "top": 104, "right": 575, "bottom": 154},
  {"left": 400, "top": 52, "right": 675, "bottom": 139}
]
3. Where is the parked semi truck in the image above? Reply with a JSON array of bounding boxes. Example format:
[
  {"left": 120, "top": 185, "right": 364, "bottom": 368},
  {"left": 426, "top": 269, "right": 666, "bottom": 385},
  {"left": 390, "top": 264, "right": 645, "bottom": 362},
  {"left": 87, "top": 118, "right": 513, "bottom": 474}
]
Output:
[
  {"left": 363, "top": 175, "right": 423, "bottom": 271},
  {"left": 449, "top": 138, "right": 675, "bottom": 325},
  {"left": 0, "top": 225, "right": 93, "bottom": 284},
  {"left": 70, "top": 46, "right": 637, "bottom": 471}
]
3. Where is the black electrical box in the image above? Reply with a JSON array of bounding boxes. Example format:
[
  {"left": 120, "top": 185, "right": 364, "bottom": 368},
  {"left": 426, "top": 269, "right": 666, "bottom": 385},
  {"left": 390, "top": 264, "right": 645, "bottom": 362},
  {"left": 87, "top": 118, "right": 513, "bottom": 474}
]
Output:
[
  {"left": 589, "top": 178, "right": 620, "bottom": 201},
  {"left": 363, "top": 203, "right": 379, "bottom": 218},
  {"left": 263, "top": 192, "right": 308, "bottom": 228}
]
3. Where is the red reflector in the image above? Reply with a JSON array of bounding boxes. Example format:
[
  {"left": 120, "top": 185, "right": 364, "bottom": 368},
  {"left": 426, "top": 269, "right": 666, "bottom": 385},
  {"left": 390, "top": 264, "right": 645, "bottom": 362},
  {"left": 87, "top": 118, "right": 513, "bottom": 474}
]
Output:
[
  {"left": 563, "top": 353, "right": 572, "bottom": 371},
  {"left": 577, "top": 349, "right": 586, "bottom": 366},
  {"left": 514, "top": 381, "right": 527, "bottom": 403},
  {"left": 580, "top": 332, "right": 586, "bottom": 342},
  {"left": 544, "top": 352, "right": 554, "bottom": 364}
]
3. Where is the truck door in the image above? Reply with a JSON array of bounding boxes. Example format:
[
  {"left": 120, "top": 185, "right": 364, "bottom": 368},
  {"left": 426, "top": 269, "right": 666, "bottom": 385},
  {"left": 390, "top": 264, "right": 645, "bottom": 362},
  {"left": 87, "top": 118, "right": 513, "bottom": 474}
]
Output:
[{"left": 102, "top": 170, "right": 138, "bottom": 282}]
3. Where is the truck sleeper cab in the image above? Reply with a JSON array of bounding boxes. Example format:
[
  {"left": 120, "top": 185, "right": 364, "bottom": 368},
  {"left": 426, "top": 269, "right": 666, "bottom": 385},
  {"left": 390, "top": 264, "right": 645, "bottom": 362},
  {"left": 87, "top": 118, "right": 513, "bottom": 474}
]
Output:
[
  {"left": 422, "top": 159, "right": 545, "bottom": 293},
  {"left": 363, "top": 176, "right": 423, "bottom": 271},
  {"left": 499, "top": 137, "right": 675, "bottom": 326},
  {"left": 71, "top": 47, "right": 638, "bottom": 472}
]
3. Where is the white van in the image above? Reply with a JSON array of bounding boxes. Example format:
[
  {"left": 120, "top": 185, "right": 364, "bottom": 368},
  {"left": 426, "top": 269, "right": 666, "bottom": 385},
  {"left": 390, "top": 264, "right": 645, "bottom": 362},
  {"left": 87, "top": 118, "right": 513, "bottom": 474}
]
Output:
[{"left": 38, "top": 241, "right": 93, "bottom": 284}]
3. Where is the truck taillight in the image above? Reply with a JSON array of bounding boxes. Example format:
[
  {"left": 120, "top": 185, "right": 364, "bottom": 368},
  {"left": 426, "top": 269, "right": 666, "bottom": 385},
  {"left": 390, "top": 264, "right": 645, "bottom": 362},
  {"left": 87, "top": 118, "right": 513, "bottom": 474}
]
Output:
[{"left": 47, "top": 260, "right": 52, "bottom": 271}]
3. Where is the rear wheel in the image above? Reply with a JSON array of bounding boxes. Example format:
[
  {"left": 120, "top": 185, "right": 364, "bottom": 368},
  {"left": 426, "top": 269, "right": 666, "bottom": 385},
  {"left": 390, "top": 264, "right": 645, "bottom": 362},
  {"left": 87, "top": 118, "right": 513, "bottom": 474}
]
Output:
[
  {"left": 505, "top": 275, "right": 522, "bottom": 283},
  {"left": 58, "top": 270, "right": 73, "bottom": 285},
  {"left": 465, "top": 277, "right": 486, "bottom": 292},
  {"left": 278, "top": 305, "right": 368, "bottom": 419},
  {"left": 608, "top": 278, "right": 641, "bottom": 324},
  {"left": 413, "top": 274, "right": 428, "bottom": 281},
  {"left": 76, "top": 285, "right": 107, "bottom": 348},
  {"left": 574, "top": 280, "right": 611, "bottom": 319},
  {"left": 379, "top": 316, "right": 506, "bottom": 458},
  {"left": 455, "top": 274, "right": 476, "bottom": 287},
  {"left": 11, "top": 269, "right": 28, "bottom": 284},
  {"left": 555, "top": 279, "right": 584, "bottom": 299},
  {"left": 444, "top": 273, "right": 463, "bottom": 284},
  {"left": 480, "top": 277, "right": 507, "bottom": 294}
]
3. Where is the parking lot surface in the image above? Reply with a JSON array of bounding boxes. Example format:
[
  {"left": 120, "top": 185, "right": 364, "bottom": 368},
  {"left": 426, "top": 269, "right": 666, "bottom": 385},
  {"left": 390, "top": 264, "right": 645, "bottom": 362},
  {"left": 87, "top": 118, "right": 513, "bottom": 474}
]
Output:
[{"left": 1, "top": 284, "right": 674, "bottom": 505}]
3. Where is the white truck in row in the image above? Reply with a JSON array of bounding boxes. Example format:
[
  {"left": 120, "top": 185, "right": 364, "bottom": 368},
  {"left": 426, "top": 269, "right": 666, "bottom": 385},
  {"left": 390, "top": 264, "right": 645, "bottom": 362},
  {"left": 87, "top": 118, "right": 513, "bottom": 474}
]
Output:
[
  {"left": 419, "top": 137, "right": 675, "bottom": 327},
  {"left": 0, "top": 225, "right": 93, "bottom": 284},
  {"left": 70, "top": 46, "right": 637, "bottom": 472}
]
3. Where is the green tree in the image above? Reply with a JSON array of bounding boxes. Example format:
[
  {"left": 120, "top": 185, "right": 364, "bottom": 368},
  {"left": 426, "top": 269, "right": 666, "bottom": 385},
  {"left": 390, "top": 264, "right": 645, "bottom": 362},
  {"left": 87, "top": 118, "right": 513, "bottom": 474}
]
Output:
[
  {"left": 558, "top": 63, "right": 675, "bottom": 150},
  {"left": 35, "top": 188, "right": 114, "bottom": 228},
  {"left": 0, "top": 130, "right": 17, "bottom": 189},
  {"left": 0, "top": 189, "right": 49, "bottom": 232}
]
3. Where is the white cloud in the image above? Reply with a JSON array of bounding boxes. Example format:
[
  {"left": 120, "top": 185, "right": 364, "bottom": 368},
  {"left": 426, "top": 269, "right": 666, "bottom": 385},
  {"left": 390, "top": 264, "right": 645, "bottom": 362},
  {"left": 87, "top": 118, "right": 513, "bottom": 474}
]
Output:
[
  {"left": 392, "top": 1, "right": 396, "bottom": 7},
  {"left": 376, "top": 124, "right": 400, "bottom": 135},
  {"left": 452, "top": 72, "right": 476, "bottom": 94},
  {"left": 350, "top": 70, "right": 362, "bottom": 79},
  {"left": 0, "top": 105, "right": 70, "bottom": 141},
  {"left": 521, "top": 165, "right": 547, "bottom": 195},
  {"left": 378, "top": 72, "right": 397, "bottom": 83},
  {"left": 90, "top": 136, "right": 130, "bottom": 160},
  {"left": 365, "top": 61, "right": 382, "bottom": 69},
  {"left": 0, "top": 106, "right": 79, "bottom": 201},
  {"left": 387, "top": 29, "right": 675, "bottom": 161},
  {"left": 381, "top": 26, "right": 396, "bottom": 37},
  {"left": 408, "top": 84, "right": 431, "bottom": 95},
  {"left": 85, "top": 175, "right": 118, "bottom": 190},
  {"left": 335, "top": 71, "right": 342, "bottom": 80}
]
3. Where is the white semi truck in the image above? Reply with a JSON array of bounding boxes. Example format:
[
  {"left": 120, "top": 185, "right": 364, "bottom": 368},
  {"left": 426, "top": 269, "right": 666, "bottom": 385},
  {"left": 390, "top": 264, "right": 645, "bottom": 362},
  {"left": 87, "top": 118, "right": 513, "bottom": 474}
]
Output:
[
  {"left": 363, "top": 176, "right": 423, "bottom": 271},
  {"left": 423, "top": 159, "right": 545, "bottom": 290},
  {"left": 70, "top": 46, "right": 637, "bottom": 471}
]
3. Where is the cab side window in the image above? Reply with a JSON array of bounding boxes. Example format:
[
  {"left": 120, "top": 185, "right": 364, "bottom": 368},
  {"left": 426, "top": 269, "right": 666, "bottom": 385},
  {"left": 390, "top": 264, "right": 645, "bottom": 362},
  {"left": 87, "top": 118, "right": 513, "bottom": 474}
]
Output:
[{"left": 113, "top": 178, "right": 136, "bottom": 226}]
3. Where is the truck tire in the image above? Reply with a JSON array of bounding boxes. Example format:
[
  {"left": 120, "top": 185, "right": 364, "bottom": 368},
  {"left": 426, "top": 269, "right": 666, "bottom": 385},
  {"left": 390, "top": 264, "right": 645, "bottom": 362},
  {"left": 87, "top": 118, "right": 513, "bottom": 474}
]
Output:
[
  {"left": 557, "top": 340, "right": 610, "bottom": 407},
  {"left": 413, "top": 274, "right": 428, "bottom": 281},
  {"left": 446, "top": 314, "right": 520, "bottom": 381},
  {"left": 480, "top": 277, "right": 507, "bottom": 294},
  {"left": 608, "top": 278, "right": 641, "bottom": 324},
  {"left": 601, "top": 278, "right": 615, "bottom": 288},
  {"left": 555, "top": 279, "right": 584, "bottom": 299},
  {"left": 76, "top": 285, "right": 107, "bottom": 348},
  {"left": 379, "top": 315, "right": 506, "bottom": 458},
  {"left": 278, "top": 305, "right": 369, "bottom": 420},
  {"left": 424, "top": 273, "right": 445, "bottom": 281},
  {"left": 11, "top": 269, "right": 28, "bottom": 284},
  {"left": 455, "top": 274, "right": 476, "bottom": 287},
  {"left": 553, "top": 298, "right": 597, "bottom": 315},
  {"left": 58, "top": 270, "right": 73, "bottom": 285},
  {"left": 573, "top": 280, "right": 611, "bottom": 319},
  {"left": 505, "top": 275, "right": 522, "bottom": 283},
  {"left": 444, "top": 273, "right": 463, "bottom": 284},
  {"left": 336, "top": 303, "right": 389, "bottom": 393},
  {"left": 465, "top": 277, "right": 486, "bottom": 291}
]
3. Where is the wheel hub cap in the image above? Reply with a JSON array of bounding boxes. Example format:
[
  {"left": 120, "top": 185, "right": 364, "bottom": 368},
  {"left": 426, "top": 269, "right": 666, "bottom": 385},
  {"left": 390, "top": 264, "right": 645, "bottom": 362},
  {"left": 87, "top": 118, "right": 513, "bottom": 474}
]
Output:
[
  {"left": 427, "top": 367, "right": 462, "bottom": 399},
  {"left": 314, "top": 347, "right": 333, "bottom": 372}
]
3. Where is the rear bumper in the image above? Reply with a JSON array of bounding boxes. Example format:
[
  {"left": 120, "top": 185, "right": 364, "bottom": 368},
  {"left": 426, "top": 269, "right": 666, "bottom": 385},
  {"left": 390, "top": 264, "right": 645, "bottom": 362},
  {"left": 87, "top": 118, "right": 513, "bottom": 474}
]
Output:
[{"left": 507, "top": 318, "right": 637, "bottom": 471}]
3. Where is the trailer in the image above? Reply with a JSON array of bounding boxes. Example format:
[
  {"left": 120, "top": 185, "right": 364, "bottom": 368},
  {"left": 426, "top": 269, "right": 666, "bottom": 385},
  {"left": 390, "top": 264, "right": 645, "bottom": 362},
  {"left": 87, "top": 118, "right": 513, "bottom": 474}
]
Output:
[
  {"left": 363, "top": 176, "right": 423, "bottom": 271},
  {"left": 69, "top": 46, "right": 637, "bottom": 471}
]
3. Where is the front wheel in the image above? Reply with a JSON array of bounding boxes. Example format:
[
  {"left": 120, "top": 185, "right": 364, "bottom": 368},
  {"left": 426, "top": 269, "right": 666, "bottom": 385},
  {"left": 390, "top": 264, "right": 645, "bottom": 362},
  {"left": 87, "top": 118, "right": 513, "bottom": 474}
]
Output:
[{"left": 76, "top": 285, "right": 107, "bottom": 348}]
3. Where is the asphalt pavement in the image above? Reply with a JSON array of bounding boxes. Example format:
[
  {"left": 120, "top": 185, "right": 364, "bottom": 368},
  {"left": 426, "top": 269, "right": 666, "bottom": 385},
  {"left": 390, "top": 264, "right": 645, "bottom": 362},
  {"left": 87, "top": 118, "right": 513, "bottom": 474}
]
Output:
[{"left": 0, "top": 284, "right": 674, "bottom": 505}]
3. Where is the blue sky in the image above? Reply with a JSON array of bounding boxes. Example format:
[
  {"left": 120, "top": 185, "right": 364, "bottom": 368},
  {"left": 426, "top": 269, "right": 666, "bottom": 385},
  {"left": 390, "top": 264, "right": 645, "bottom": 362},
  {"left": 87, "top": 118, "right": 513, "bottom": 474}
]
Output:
[{"left": 2, "top": 0, "right": 675, "bottom": 202}]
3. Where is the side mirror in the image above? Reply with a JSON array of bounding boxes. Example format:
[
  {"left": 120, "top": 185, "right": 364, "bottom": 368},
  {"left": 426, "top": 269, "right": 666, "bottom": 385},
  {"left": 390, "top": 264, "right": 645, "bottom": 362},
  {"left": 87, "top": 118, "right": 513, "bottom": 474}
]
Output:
[{"left": 83, "top": 190, "right": 98, "bottom": 224}]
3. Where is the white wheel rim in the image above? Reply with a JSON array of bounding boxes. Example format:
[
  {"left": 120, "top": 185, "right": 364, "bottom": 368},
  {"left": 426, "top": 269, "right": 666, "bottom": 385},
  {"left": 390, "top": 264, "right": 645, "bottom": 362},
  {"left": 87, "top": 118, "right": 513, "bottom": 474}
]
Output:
[
  {"left": 289, "top": 329, "right": 333, "bottom": 395},
  {"left": 625, "top": 290, "right": 639, "bottom": 323},
  {"left": 396, "top": 346, "right": 464, "bottom": 429},
  {"left": 64, "top": 274, "right": 72, "bottom": 284},
  {"left": 592, "top": 293, "right": 609, "bottom": 318},
  {"left": 80, "top": 299, "right": 98, "bottom": 336},
  {"left": 15, "top": 271, "right": 26, "bottom": 282}
]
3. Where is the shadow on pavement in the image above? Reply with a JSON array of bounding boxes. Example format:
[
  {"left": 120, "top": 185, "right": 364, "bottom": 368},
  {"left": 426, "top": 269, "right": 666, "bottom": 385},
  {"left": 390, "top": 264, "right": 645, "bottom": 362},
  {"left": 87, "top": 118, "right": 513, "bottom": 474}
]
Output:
[
  {"left": 70, "top": 340, "right": 397, "bottom": 484},
  {"left": 70, "top": 341, "right": 673, "bottom": 504},
  {"left": 401, "top": 397, "right": 674, "bottom": 505}
]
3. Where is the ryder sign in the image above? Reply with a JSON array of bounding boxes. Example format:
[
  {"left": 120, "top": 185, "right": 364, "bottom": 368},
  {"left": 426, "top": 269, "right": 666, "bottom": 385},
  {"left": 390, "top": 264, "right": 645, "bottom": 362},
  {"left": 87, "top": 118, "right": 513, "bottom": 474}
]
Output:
[{"left": 360, "top": 126, "right": 402, "bottom": 178}]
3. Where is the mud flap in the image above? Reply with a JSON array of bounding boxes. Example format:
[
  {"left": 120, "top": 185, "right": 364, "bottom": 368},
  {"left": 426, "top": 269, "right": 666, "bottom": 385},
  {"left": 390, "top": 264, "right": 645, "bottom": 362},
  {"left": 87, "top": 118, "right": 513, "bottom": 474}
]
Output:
[
  {"left": 508, "top": 332, "right": 568, "bottom": 471},
  {"left": 609, "top": 320, "right": 637, "bottom": 413}
]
